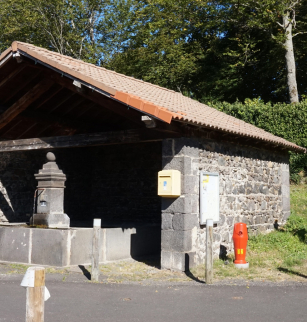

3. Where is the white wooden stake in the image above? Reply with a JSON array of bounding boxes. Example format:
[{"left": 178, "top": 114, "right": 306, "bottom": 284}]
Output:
[
  {"left": 25, "top": 267, "right": 45, "bottom": 322},
  {"left": 206, "top": 219, "right": 213, "bottom": 284},
  {"left": 92, "top": 218, "right": 101, "bottom": 282}
]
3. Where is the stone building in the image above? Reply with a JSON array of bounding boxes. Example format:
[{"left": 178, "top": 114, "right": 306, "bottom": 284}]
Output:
[{"left": 0, "top": 41, "right": 304, "bottom": 270}]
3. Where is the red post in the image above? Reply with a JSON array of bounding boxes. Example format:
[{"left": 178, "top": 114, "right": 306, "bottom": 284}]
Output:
[{"left": 232, "top": 223, "right": 249, "bottom": 268}]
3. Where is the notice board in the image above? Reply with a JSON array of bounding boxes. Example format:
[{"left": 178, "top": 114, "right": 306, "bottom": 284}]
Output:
[{"left": 199, "top": 172, "right": 219, "bottom": 224}]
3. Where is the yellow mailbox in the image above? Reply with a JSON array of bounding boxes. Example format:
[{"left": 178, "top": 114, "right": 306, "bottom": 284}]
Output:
[{"left": 158, "top": 170, "right": 181, "bottom": 197}]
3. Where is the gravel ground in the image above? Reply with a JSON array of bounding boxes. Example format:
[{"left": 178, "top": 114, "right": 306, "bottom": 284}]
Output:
[{"left": 1, "top": 258, "right": 306, "bottom": 286}]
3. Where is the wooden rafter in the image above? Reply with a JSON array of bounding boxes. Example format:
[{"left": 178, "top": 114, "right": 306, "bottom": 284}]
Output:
[
  {"left": 0, "top": 78, "right": 54, "bottom": 131},
  {"left": 0, "top": 65, "right": 26, "bottom": 89},
  {"left": 3, "top": 69, "right": 42, "bottom": 104}
]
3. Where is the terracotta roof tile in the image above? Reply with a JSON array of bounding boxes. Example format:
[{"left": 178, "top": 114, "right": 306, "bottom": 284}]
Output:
[{"left": 1, "top": 41, "right": 305, "bottom": 152}]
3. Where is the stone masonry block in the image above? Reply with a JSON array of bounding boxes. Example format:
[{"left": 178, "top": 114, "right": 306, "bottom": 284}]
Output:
[
  {"left": 161, "top": 250, "right": 196, "bottom": 271},
  {"left": 174, "top": 138, "right": 200, "bottom": 158},
  {"left": 181, "top": 175, "right": 199, "bottom": 194},
  {"left": 31, "top": 213, "right": 70, "bottom": 228},
  {"left": 191, "top": 194, "right": 199, "bottom": 214},
  {"left": 282, "top": 170, "right": 290, "bottom": 186},
  {"left": 282, "top": 185, "right": 290, "bottom": 197},
  {"left": 161, "top": 229, "right": 193, "bottom": 252},
  {"left": 172, "top": 213, "right": 198, "bottom": 230},
  {"left": 162, "top": 213, "right": 173, "bottom": 230},
  {"left": 173, "top": 251, "right": 196, "bottom": 271},
  {"left": 282, "top": 196, "right": 290, "bottom": 212},
  {"left": 161, "top": 250, "right": 173, "bottom": 269},
  {"left": 162, "top": 139, "right": 174, "bottom": 157},
  {"left": 162, "top": 195, "right": 198, "bottom": 214},
  {"left": 162, "top": 156, "right": 192, "bottom": 175}
]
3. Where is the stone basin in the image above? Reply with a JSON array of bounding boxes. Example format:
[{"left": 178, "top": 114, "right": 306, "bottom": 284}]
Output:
[{"left": 0, "top": 224, "right": 160, "bottom": 266}]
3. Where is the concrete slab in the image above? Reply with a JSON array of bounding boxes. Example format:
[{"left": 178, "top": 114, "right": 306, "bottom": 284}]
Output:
[
  {"left": 31, "top": 228, "right": 68, "bottom": 266},
  {"left": 70, "top": 228, "right": 92, "bottom": 265},
  {"left": 0, "top": 227, "right": 29, "bottom": 263},
  {"left": 106, "top": 228, "right": 134, "bottom": 261}
]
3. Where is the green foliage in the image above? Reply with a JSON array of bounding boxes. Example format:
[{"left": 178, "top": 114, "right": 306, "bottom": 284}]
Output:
[
  {"left": 209, "top": 98, "right": 307, "bottom": 178},
  {"left": 1, "top": 0, "right": 307, "bottom": 103},
  {"left": 107, "top": 0, "right": 211, "bottom": 92},
  {"left": 105, "top": 0, "right": 307, "bottom": 103},
  {"left": 284, "top": 215, "right": 307, "bottom": 243},
  {"left": 249, "top": 230, "right": 307, "bottom": 267},
  {"left": 0, "top": 0, "right": 105, "bottom": 63},
  {"left": 287, "top": 185, "right": 307, "bottom": 242},
  {"left": 248, "top": 185, "right": 307, "bottom": 268}
]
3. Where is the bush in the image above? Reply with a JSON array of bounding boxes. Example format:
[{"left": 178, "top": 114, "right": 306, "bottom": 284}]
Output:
[
  {"left": 284, "top": 214, "right": 307, "bottom": 243},
  {"left": 209, "top": 99, "right": 307, "bottom": 181}
]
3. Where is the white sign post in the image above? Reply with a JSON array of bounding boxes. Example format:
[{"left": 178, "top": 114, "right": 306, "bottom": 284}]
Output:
[{"left": 92, "top": 218, "right": 101, "bottom": 282}]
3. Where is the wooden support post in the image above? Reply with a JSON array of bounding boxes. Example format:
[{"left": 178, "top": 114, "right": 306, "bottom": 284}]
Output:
[
  {"left": 26, "top": 267, "right": 45, "bottom": 322},
  {"left": 92, "top": 218, "right": 101, "bottom": 282},
  {"left": 206, "top": 219, "right": 213, "bottom": 284}
]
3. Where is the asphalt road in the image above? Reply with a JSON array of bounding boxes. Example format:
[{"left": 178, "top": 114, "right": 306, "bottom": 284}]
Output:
[{"left": 0, "top": 275, "right": 306, "bottom": 322}]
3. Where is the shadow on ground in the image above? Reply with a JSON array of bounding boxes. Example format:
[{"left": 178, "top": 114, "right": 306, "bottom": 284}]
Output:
[
  {"left": 185, "top": 270, "right": 206, "bottom": 284},
  {"left": 132, "top": 255, "right": 161, "bottom": 269},
  {"left": 78, "top": 265, "right": 91, "bottom": 280},
  {"left": 278, "top": 267, "right": 307, "bottom": 279}
]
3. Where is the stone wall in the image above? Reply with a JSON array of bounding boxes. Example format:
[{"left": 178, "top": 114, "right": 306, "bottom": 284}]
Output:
[
  {"left": 161, "top": 137, "right": 290, "bottom": 271},
  {"left": 0, "top": 142, "right": 162, "bottom": 226}
]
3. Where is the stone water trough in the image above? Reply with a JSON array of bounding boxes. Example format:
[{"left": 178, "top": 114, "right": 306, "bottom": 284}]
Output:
[
  {"left": 0, "top": 224, "right": 160, "bottom": 266},
  {"left": 0, "top": 153, "right": 160, "bottom": 266}
]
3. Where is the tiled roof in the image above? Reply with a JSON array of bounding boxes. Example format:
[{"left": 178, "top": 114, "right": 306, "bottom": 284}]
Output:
[{"left": 1, "top": 41, "right": 304, "bottom": 152}]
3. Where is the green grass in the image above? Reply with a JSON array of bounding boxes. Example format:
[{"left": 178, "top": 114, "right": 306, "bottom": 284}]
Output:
[
  {"left": 7, "top": 263, "right": 30, "bottom": 274},
  {"left": 192, "top": 185, "right": 307, "bottom": 282}
]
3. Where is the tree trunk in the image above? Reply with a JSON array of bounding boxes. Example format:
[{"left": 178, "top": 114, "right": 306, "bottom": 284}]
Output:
[{"left": 283, "top": 12, "right": 299, "bottom": 103}]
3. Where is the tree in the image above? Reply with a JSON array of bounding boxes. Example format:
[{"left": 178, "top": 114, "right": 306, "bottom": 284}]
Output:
[
  {"left": 224, "top": 0, "right": 307, "bottom": 103},
  {"left": 0, "top": 0, "right": 103, "bottom": 63},
  {"left": 1, "top": 0, "right": 306, "bottom": 103},
  {"left": 105, "top": 0, "right": 307, "bottom": 103},
  {"left": 106, "top": 0, "right": 212, "bottom": 94}
]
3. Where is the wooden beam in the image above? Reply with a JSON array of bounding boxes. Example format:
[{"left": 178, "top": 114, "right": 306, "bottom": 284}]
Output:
[
  {"left": 0, "top": 65, "right": 26, "bottom": 89},
  {"left": 0, "top": 129, "right": 173, "bottom": 152},
  {"left": 0, "top": 78, "right": 54, "bottom": 131},
  {"left": 32, "top": 85, "right": 62, "bottom": 110},
  {"left": 3, "top": 69, "right": 42, "bottom": 104}
]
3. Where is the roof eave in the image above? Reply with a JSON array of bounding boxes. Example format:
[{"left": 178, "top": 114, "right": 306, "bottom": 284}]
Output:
[{"left": 175, "top": 118, "right": 306, "bottom": 154}]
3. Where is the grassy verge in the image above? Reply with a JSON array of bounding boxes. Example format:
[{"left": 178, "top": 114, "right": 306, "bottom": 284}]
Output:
[
  {"left": 0, "top": 263, "right": 70, "bottom": 275},
  {"left": 191, "top": 185, "right": 307, "bottom": 282}
]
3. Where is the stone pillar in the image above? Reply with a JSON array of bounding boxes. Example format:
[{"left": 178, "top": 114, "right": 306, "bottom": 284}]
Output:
[
  {"left": 31, "top": 152, "right": 70, "bottom": 228},
  {"left": 281, "top": 160, "right": 290, "bottom": 221},
  {"left": 161, "top": 138, "right": 199, "bottom": 271}
]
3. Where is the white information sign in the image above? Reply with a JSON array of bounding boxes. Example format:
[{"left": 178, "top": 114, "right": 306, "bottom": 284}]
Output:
[{"left": 199, "top": 172, "right": 219, "bottom": 224}]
